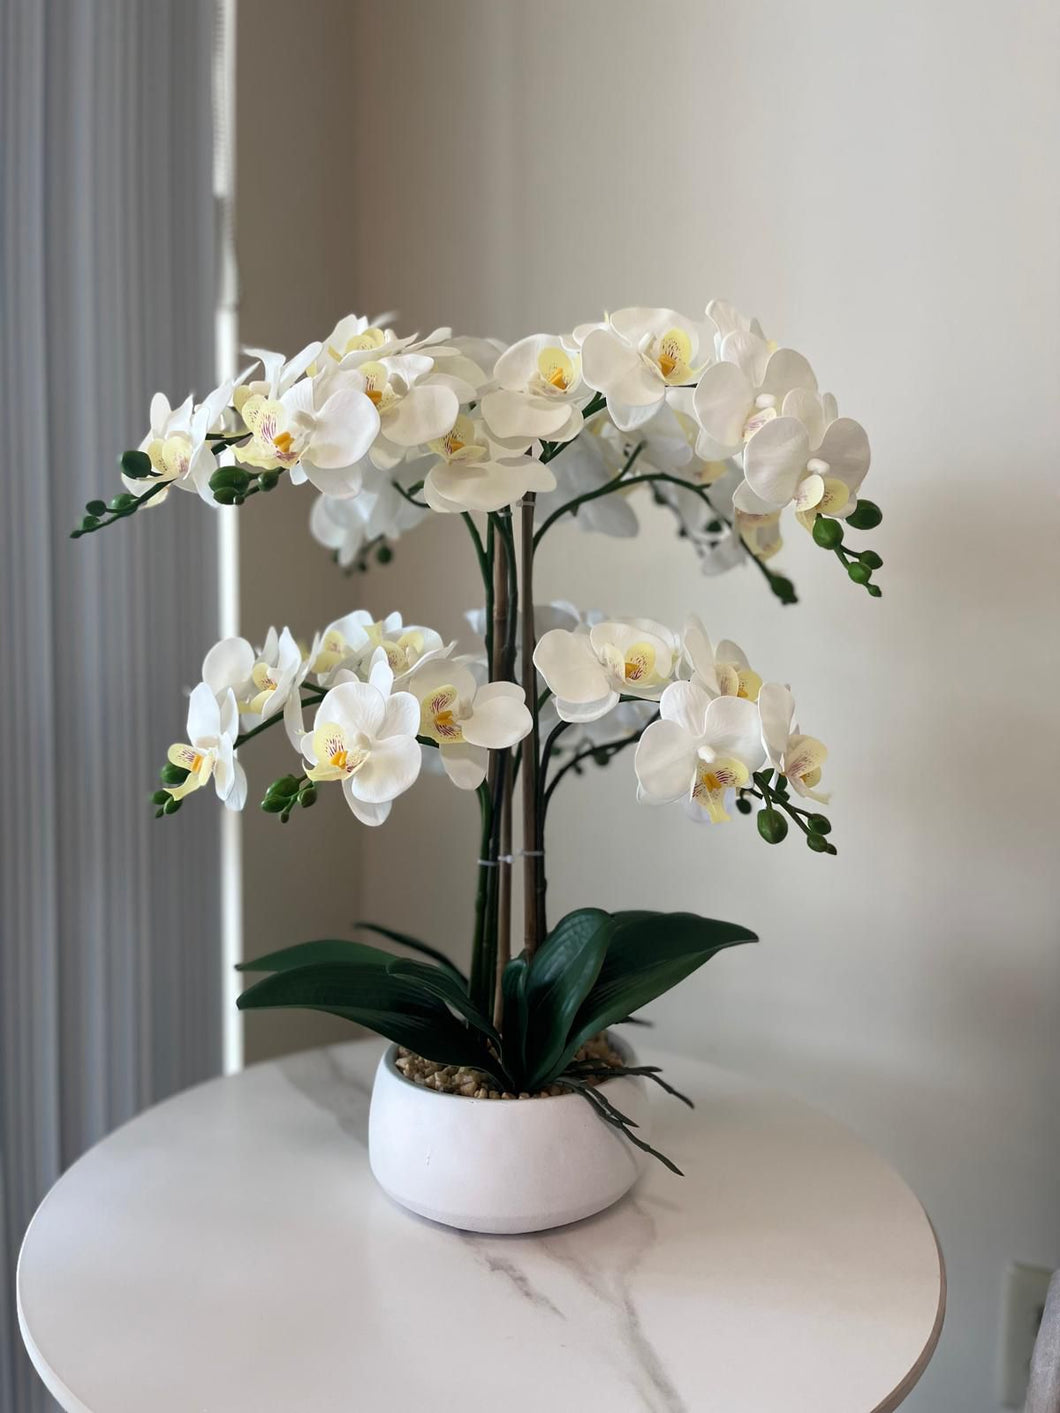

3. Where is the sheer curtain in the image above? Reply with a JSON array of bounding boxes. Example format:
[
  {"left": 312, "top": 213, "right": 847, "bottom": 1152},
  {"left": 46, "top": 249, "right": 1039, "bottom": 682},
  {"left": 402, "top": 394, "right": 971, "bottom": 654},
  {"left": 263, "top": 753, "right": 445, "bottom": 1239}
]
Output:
[{"left": 0, "top": 3, "right": 224, "bottom": 1407}]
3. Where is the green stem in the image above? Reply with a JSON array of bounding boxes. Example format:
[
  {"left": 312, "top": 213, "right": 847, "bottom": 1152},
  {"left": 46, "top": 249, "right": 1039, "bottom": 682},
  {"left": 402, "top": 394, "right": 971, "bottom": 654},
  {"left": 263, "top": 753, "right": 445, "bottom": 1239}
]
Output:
[
  {"left": 391, "top": 479, "right": 428, "bottom": 510},
  {"left": 72, "top": 475, "right": 172, "bottom": 537},
  {"left": 469, "top": 782, "right": 493, "bottom": 1011},
  {"left": 543, "top": 717, "right": 657, "bottom": 812},
  {"left": 234, "top": 690, "right": 325, "bottom": 749},
  {"left": 533, "top": 440, "right": 645, "bottom": 545}
]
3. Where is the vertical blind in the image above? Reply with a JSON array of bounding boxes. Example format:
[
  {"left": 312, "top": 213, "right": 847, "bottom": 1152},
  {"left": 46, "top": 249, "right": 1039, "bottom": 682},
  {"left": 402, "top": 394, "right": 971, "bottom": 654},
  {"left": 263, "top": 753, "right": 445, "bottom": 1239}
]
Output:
[{"left": 0, "top": 2, "right": 223, "bottom": 1407}]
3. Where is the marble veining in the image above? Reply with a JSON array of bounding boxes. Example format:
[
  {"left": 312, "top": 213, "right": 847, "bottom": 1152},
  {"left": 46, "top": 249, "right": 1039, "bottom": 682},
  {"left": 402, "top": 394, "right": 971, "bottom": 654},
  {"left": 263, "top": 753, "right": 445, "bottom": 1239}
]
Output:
[{"left": 17, "top": 1038, "right": 944, "bottom": 1413}]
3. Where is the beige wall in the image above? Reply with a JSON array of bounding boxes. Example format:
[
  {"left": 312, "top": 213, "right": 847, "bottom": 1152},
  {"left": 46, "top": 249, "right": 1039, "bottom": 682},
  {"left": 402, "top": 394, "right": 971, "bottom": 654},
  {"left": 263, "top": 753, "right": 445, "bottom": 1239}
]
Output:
[
  {"left": 238, "top": 3, "right": 1060, "bottom": 1407},
  {"left": 236, "top": 2, "right": 367, "bottom": 1061}
]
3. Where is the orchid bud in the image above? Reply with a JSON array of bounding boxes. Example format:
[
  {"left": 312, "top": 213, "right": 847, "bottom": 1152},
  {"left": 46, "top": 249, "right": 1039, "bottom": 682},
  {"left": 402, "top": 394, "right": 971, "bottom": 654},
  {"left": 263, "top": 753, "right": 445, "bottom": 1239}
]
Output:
[
  {"left": 846, "top": 499, "right": 882, "bottom": 530},
  {"left": 812, "top": 517, "right": 843, "bottom": 549},
  {"left": 757, "top": 809, "right": 788, "bottom": 844},
  {"left": 120, "top": 449, "right": 152, "bottom": 479}
]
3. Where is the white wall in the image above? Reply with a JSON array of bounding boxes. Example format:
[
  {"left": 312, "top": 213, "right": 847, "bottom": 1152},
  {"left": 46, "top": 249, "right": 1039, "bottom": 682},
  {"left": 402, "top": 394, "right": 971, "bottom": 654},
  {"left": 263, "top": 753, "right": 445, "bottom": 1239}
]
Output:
[{"left": 241, "top": 2, "right": 1060, "bottom": 1406}]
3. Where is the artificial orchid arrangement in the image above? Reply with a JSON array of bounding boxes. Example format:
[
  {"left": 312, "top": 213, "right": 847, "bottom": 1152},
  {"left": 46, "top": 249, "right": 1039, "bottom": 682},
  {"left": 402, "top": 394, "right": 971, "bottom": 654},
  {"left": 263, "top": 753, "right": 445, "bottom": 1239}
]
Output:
[{"left": 77, "top": 301, "right": 882, "bottom": 1170}]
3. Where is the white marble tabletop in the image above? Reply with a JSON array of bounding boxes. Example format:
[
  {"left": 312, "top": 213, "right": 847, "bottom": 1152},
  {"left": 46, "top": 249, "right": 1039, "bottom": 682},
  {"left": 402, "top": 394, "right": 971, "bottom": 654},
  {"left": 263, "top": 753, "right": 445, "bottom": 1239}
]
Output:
[{"left": 17, "top": 1040, "right": 944, "bottom": 1413}]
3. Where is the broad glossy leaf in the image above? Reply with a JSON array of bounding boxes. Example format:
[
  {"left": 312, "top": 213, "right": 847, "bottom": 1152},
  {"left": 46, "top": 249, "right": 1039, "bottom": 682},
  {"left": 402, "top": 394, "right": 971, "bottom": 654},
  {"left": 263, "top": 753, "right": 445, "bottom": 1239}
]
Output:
[
  {"left": 386, "top": 957, "right": 500, "bottom": 1047},
  {"left": 236, "top": 963, "right": 499, "bottom": 1075},
  {"left": 355, "top": 921, "right": 468, "bottom": 985},
  {"left": 500, "top": 954, "right": 530, "bottom": 1087},
  {"left": 524, "top": 908, "right": 610, "bottom": 1090},
  {"left": 236, "top": 938, "right": 394, "bottom": 973},
  {"left": 557, "top": 911, "right": 756, "bottom": 1073}
]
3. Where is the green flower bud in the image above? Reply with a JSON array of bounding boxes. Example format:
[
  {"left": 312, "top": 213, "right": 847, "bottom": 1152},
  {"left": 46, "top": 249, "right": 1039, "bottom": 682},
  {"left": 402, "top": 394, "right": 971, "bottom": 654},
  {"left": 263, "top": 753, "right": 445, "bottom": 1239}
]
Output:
[
  {"left": 108, "top": 493, "right": 138, "bottom": 511},
  {"left": 376, "top": 543, "right": 394, "bottom": 564},
  {"left": 120, "top": 448, "right": 153, "bottom": 479},
  {"left": 860, "top": 550, "right": 883, "bottom": 570},
  {"left": 261, "top": 796, "right": 287, "bottom": 814},
  {"left": 151, "top": 789, "right": 170, "bottom": 806},
  {"left": 266, "top": 774, "right": 302, "bottom": 799},
  {"left": 299, "top": 786, "right": 318, "bottom": 808},
  {"left": 812, "top": 516, "right": 843, "bottom": 549},
  {"left": 160, "top": 762, "right": 189, "bottom": 786},
  {"left": 735, "top": 796, "right": 752, "bottom": 815},
  {"left": 154, "top": 807, "right": 165, "bottom": 819},
  {"left": 80, "top": 514, "right": 102, "bottom": 531},
  {"left": 86, "top": 498, "right": 108, "bottom": 517},
  {"left": 209, "top": 466, "right": 251, "bottom": 493},
  {"left": 757, "top": 808, "right": 788, "bottom": 844},
  {"left": 280, "top": 809, "right": 292, "bottom": 824},
  {"left": 846, "top": 499, "right": 882, "bottom": 530},
  {"left": 163, "top": 796, "right": 182, "bottom": 815},
  {"left": 847, "top": 561, "right": 872, "bottom": 585},
  {"left": 808, "top": 813, "right": 831, "bottom": 835},
  {"left": 806, "top": 832, "right": 830, "bottom": 852},
  {"left": 770, "top": 574, "right": 797, "bottom": 605},
  {"left": 257, "top": 471, "right": 280, "bottom": 492},
  {"left": 211, "top": 486, "right": 240, "bottom": 506},
  {"left": 867, "top": 583, "right": 883, "bottom": 598}
]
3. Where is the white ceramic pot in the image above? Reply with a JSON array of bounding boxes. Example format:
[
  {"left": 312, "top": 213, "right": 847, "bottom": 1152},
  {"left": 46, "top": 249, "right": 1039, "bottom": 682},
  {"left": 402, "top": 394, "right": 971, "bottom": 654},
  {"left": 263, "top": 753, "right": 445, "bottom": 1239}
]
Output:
[{"left": 368, "top": 1034, "right": 649, "bottom": 1233}]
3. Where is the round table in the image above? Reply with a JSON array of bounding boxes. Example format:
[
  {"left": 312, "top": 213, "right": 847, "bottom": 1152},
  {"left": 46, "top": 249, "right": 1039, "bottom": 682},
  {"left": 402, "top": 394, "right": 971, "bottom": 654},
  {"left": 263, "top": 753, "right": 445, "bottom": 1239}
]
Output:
[{"left": 18, "top": 1041, "right": 944, "bottom": 1412}]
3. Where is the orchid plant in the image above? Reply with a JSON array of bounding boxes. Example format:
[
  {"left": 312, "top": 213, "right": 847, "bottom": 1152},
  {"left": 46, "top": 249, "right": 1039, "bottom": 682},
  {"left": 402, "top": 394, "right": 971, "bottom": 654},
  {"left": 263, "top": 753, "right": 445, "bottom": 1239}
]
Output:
[{"left": 78, "top": 301, "right": 882, "bottom": 1170}]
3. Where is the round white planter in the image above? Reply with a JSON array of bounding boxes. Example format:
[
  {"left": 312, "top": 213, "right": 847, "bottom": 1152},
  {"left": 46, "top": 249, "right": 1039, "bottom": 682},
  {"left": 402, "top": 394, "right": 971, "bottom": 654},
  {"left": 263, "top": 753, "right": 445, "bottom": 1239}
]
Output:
[{"left": 368, "top": 1034, "right": 650, "bottom": 1233}]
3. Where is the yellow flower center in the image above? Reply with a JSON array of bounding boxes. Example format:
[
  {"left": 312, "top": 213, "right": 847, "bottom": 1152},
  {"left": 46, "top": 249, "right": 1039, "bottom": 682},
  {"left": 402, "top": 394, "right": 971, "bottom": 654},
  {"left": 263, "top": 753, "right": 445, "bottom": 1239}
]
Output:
[
  {"left": 653, "top": 328, "right": 694, "bottom": 383},
  {"left": 623, "top": 642, "right": 656, "bottom": 683},
  {"left": 535, "top": 346, "right": 576, "bottom": 395},
  {"left": 273, "top": 430, "right": 295, "bottom": 455},
  {"left": 691, "top": 755, "right": 749, "bottom": 823},
  {"left": 419, "top": 686, "right": 464, "bottom": 743},
  {"left": 306, "top": 724, "right": 370, "bottom": 781}
]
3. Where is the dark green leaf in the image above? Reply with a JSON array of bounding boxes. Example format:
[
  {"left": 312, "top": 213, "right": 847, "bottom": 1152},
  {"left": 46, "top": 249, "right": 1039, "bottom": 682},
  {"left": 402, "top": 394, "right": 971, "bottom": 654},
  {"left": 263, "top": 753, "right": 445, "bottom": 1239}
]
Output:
[
  {"left": 236, "top": 938, "right": 396, "bottom": 973},
  {"left": 386, "top": 957, "right": 500, "bottom": 1049},
  {"left": 354, "top": 921, "right": 467, "bottom": 985},
  {"left": 500, "top": 954, "right": 530, "bottom": 1085},
  {"left": 523, "top": 908, "right": 610, "bottom": 1090},
  {"left": 561, "top": 911, "right": 756, "bottom": 1068},
  {"left": 236, "top": 963, "right": 500, "bottom": 1076}
]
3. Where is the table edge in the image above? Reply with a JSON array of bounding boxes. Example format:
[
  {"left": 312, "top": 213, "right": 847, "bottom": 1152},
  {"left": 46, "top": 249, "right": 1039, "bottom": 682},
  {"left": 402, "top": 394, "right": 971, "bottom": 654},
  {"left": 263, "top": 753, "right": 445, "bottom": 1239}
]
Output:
[{"left": 870, "top": 1217, "right": 947, "bottom": 1413}]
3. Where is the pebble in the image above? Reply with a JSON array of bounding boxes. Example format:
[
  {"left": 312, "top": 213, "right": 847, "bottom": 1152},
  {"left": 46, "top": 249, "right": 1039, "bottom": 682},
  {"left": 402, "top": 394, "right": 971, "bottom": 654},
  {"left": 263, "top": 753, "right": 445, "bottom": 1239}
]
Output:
[{"left": 395, "top": 1035, "right": 625, "bottom": 1099}]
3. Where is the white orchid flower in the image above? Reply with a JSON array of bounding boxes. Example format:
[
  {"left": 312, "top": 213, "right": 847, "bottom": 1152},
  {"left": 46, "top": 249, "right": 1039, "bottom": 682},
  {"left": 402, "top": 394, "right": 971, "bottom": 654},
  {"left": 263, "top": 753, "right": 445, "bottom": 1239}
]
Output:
[
  {"left": 581, "top": 307, "right": 716, "bottom": 432},
  {"left": 301, "top": 658, "right": 421, "bottom": 826},
  {"left": 202, "top": 626, "right": 305, "bottom": 725},
  {"left": 123, "top": 379, "right": 237, "bottom": 505},
  {"left": 166, "top": 683, "right": 247, "bottom": 812},
  {"left": 309, "top": 456, "right": 433, "bottom": 566},
  {"left": 308, "top": 609, "right": 445, "bottom": 686},
  {"left": 737, "top": 391, "right": 870, "bottom": 523},
  {"left": 481, "top": 335, "right": 584, "bottom": 448},
  {"left": 316, "top": 315, "right": 463, "bottom": 374},
  {"left": 705, "top": 298, "right": 766, "bottom": 351},
  {"left": 634, "top": 681, "right": 764, "bottom": 823},
  {"left": 237, "top": 370, "right": 380, "bottom": 498},
  {"left": 533, "top": 618, "right": 678, "bottom": 723},
  {"left": 758, "top": 683, "right": 830, "bottom": 804},
  {"left": 343, "top": 353, "right": 476, "bottom": 471},
  {"left": 422, "top": 413, "right": 556, "bottom": 514},
  {"left": 410, "top": 659, "right": 533, "bottom": 790},
  {"left": 240, "top": 343, "right": 323, "bottom": 402},
  {"left": 692, "top": 330, "right": 817, "bottom": 460},
  {"left": 682, "top": 617, "right": 762, "bottom": 702}
]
